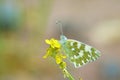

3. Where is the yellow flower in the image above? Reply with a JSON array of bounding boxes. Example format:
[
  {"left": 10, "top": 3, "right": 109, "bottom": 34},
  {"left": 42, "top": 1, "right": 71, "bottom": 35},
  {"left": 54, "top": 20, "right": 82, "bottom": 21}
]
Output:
[
  {"left": 43, "top": 38, "right": 67, "bottom": 69},
  {"left": 43, "top": 48, "right": 51, "bottom": 58},
  {"left": 60, "top": 62, "right": 66, "bottom": 69},
  {"left": 43, "top": 38, "right": 77, "bottom": 80},
  {"left": 45, "top": 38, "right": 61, "bottom": 48},
  {"left": 55, "top": 53, "right": 66, "bottom": 64},
  {"left": 43, "top": 38, "right": 61, "bottom": 58}
]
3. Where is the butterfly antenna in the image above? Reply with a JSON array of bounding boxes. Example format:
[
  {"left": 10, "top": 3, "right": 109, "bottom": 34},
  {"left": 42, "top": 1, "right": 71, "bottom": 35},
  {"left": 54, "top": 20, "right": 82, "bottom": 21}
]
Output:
[{"left": 56, "top": 20, "right": 64, "bottom": 35}]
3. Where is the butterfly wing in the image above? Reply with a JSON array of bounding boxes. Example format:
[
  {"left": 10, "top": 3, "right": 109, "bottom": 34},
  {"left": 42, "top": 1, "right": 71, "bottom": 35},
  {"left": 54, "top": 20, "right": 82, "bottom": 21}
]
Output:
[{"left": 62, "top": 39, "right": 101, "bottom": 68}]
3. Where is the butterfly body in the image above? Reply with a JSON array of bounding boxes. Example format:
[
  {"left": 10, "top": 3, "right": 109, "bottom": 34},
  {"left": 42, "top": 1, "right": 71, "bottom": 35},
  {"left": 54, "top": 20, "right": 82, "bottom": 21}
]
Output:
[{"left": 60, "top": 35, "right": 101, "bottom": 68}]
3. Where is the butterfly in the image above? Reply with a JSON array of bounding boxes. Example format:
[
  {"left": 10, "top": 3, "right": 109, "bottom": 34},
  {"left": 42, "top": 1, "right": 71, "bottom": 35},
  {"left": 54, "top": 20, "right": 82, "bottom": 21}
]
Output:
[{"left": 59, "top": 35, "right": 101, "bottom": 68}]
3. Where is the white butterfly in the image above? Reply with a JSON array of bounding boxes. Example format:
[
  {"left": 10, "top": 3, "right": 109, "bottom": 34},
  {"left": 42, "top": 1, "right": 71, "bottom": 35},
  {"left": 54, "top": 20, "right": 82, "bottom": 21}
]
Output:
[
  {"left": 56, "top": 21, "right": 101, "bottom": 68},
  {"left": 59, "top": 35, "right": 100, "bottom": 68}
]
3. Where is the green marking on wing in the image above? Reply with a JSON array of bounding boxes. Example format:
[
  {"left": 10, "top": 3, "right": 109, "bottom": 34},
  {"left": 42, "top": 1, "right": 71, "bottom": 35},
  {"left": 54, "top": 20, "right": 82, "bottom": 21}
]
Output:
[
  {"left": 62, "top": 39, "right": 101, "bottom": 68},
  {"left": 90, "top": 48, "right": 100, "bottom": 61}
]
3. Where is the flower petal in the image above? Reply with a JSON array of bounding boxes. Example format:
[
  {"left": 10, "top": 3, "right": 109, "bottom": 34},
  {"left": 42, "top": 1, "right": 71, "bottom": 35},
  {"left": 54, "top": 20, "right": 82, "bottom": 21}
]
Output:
[
  {"left": 45, "top": 39, "right": 51, "bottom": 44},
  {"left": 55, "top": 55, "right": 62, "bottom": 64},
  {"left": 43, "top": 48, "right": 52, "bottom": 58}
]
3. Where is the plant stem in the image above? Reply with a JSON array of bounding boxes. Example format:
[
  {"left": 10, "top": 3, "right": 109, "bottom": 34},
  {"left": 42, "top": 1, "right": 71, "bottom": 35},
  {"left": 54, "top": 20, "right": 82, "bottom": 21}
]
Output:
[{"left": 63, "top": 69, "right": 75, "bottom": 80}]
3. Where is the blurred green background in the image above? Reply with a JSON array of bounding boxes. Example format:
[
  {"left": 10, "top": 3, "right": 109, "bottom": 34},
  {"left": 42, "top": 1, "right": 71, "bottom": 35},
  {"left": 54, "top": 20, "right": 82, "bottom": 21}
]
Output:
[{"left": 0, "top": 0, "right": 120, "bottom": 80}]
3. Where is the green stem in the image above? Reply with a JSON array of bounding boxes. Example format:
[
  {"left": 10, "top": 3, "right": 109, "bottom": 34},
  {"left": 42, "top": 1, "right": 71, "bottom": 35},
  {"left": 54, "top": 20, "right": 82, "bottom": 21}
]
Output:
[{"left": 63, "top": 69, "right": 75, "bottom": 80}]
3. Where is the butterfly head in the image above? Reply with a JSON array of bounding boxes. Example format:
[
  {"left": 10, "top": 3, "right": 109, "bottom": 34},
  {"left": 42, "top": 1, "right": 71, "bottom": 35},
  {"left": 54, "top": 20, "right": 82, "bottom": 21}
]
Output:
[{"left": 60, "top": 35, "right": 67, "bottom": 44}]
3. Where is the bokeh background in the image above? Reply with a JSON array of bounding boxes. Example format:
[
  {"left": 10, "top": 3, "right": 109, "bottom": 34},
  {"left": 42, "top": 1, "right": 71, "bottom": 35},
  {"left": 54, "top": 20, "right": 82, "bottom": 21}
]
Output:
[{"left": 0, "top": 0, "right": 120, "bottom": 80}]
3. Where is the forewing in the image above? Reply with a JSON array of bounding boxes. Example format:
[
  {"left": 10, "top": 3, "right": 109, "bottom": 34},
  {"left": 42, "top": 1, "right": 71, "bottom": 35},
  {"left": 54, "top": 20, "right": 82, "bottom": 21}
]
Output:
[{"left": 64, "top": 39, "right": 101, "bottom": 68}]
